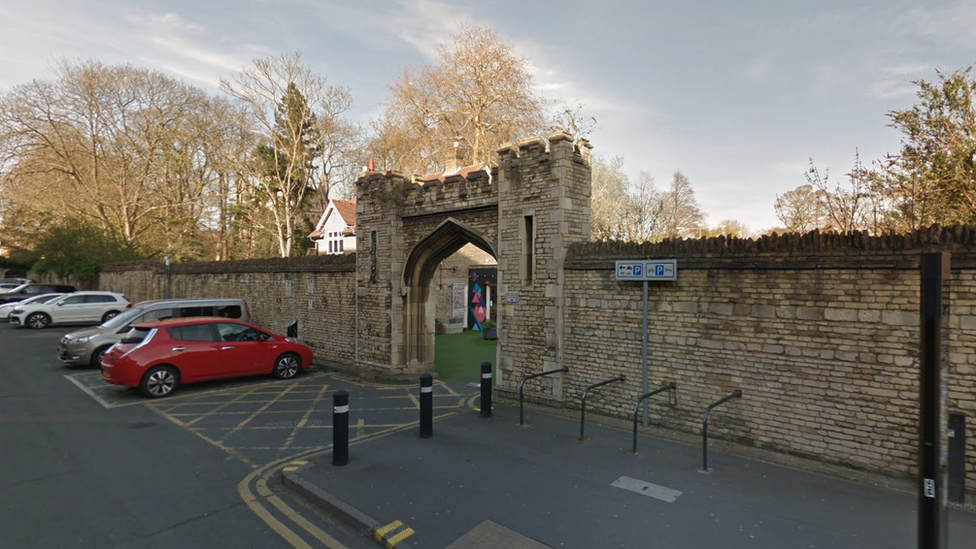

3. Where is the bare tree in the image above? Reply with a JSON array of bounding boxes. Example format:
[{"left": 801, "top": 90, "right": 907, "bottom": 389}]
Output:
[
  {"left": 774, "top": 184, "right": 827, "bottom": 233},
  {"left": 708, "top": 219, "right": 750, "bottom": 238},
  {"left": 805, "top": 153, "right": 872, "bottom": 233},
  {"left": 548, "top": 98, "right": 596, "bottom": 145},
  {"left": 220, "top": 52, "right": 355, "bottom": 257},
  {"left": 659, "top": 171, "right": 707, "bottom": 239},
  {"left": 0, "top": 60, "right": 215, "bottom": 250},
  {"left": 625, "top": 170, "right": 662, "bottom": 241},
  {"left": 373, "top": 25, "right": 547, "bottom": 174},
  {"left": 589, "top": 154, "right": 632, "bottom": 240}
]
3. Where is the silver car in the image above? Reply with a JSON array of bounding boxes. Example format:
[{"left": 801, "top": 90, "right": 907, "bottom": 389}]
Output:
[{"left": 58, "top": 297, "right": 249, "bottom": 367}]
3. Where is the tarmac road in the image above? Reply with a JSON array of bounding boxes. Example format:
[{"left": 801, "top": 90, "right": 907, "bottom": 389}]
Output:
[{"left": 0, "top": 323, "right": 372, "bottom": 549}]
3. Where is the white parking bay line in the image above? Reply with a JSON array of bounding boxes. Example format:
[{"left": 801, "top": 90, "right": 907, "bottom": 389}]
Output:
[
  {"left": 63, "top": 374, "right": 116, "bottom": 409},
  {"left": 611, "top": 476, "right": 683, "bottom": 503}
]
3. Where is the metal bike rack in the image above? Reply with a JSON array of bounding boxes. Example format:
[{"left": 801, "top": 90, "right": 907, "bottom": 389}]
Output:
[
  {"left": 519, "top": 367, "right": 569, "bottom": 425},
  {"left": 701, "top": 390, "right": 743, "bottom": 472},
  {"left": 632, "top": 382, "right": 677, "bottom": 454},
  {"left": 579, "top": 375, "right": 626, "bottom": 441}
]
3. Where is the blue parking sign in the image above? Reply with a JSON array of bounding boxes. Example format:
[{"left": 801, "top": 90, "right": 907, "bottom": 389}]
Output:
[
  {"left": 634, "top": 265, "right": 643, "bottom": 277},
  {"left": 655, "top": 265, "right": 665, "bottom": 276}
]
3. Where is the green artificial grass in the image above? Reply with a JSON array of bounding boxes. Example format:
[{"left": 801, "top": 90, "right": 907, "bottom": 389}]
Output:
[{"left": 434, "top": 329, "right": 497, "bottom": 385}]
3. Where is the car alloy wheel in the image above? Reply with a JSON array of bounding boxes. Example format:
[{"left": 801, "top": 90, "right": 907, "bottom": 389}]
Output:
[
  {"left": 26, "top": 313, "right": 51, "bottom": 329},
  {"left": 102, "top": 311, "right": 119, "bottom": 322},
  {"left": 273, "top": 354, "right": 300, "bottom": 380},
  {"left": 91, "top": 346, "right": 110, "bottom": 368},
  {"left": 141, "top": 366, "right": 179, "bottom": 398}
]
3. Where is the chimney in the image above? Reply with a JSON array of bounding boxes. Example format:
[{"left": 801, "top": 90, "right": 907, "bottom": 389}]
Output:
[{"left": 446, "top": 140, "right": 465, "bottom": 173}]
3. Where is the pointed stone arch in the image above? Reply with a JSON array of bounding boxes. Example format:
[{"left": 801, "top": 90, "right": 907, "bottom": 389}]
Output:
[{"left": 400, "top": 218, "right": 497, "bottom": 370}]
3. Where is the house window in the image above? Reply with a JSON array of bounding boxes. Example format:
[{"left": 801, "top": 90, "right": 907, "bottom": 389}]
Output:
[{"left": 328, "top": 231, "right": 343, "bottom": 254}]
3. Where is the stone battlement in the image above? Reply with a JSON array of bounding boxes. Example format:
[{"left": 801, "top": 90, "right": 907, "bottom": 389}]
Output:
[{"left": 496, "top": 131, "right": 592, "bottom": 165}]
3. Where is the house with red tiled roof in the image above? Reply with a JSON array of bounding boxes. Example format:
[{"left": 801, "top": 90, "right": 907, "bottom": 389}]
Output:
[{"left": 310, "top": 198, "right": 356, "bottom": 255}]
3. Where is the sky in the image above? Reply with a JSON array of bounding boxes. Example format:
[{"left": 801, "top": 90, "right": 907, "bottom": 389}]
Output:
[{"left": 2, "top": 0, "right": 975, "bottom": 234}]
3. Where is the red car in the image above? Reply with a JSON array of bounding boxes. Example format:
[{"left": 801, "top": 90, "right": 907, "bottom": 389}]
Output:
[{"left": 101, "top": 317, "right": 313, "bottom": 398}]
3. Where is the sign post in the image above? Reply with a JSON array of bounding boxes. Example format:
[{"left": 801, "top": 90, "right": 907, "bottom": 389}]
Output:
[
  {"left": 918, "top": 252, "right": 949, "bottom": 549},
  {"left": 616, "top": 259, "right": 678, "bottom": 427}
]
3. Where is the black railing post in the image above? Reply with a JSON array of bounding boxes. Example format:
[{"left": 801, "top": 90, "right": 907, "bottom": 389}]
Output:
[
  {"left": 420, "top": 373, "right": 433, "bottom": 439},
  {"left": 480, "top": 361, "right": 492, "bottom": 418},
  {"left": 579, "top": 375, "right": 626, "bottom": 441},
  {"left": 632, "top": 382, "right": 676, "bottom": 454},
  {"left": 519, "top": 367, "right": 569, "bottom": 425},
  {"left": 332, "top": 389, "right": 349, "bottom": 466},
  {"left": 701, "top": 390, "right": 742, "bottom": 473}
]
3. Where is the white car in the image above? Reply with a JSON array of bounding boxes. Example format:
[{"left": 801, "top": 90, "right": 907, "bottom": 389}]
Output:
[
  {"left": 9, "top": 292, "right": 130, "bottom": 329},
  {"left": 0, "top": 293, "right": 65, "bottom": 321}
]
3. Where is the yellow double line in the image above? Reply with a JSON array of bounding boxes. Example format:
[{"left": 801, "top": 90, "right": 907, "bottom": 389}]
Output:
[{"left": 374, "top": 520, "right": 415, "bottom": 548}]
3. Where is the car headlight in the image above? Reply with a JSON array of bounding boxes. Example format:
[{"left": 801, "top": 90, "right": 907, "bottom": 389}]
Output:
[
  {"left": 76, "top": 336, "right": 91, "bottom": 343},
  {"left": 11, "top": 308, "right": 23, "bottom": 314}
]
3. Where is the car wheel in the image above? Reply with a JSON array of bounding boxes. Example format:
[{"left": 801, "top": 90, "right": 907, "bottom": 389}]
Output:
[
  {"left": 102, "top": 310, "right": 120, "bottom": 323},
  {"left": 26, "top": 313, "right": 51, "bottom": 329},
  {"left": 90, "top": 345, "right": 111, "bottom": 368},
  {"left": 140, "top": 365, "right": 180, "bottom": 398},
  {"left": 272, "top": 353, "right": 301, "bottom": 380}
]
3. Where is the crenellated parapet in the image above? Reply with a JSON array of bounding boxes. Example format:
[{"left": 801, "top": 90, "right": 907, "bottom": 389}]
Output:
[
  {"left": 496, "top": 131, "right": 592, "bottom": 168},
  {"left": 355, "top": 165, "right": 498, "bottom": 218}
]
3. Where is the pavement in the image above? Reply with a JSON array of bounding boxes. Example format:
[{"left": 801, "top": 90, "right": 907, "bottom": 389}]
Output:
[{"left": 282, "top": 385, "right": 976, "bottom": 549}]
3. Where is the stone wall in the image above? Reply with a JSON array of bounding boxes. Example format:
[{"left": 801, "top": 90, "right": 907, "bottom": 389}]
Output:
[
  {"left": 512, "top": 228, "right": 975, "bottom": 489},
  {"left": 99, "top": 256, "right": 357, "bottom": 367}
]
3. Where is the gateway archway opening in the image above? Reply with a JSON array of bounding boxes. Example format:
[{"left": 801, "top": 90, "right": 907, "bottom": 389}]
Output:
[{"left": 401, "top": 218, "right": 497, "bottom": 376}]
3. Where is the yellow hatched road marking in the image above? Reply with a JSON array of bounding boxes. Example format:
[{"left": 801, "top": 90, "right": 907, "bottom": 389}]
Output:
[
  {"left": 220, "top": 383, "right": 298, "bottom": 442},
  {"left": 385, "top": 527, "right": 415, "bottom": 548},
  {"left": 183, "top": 385, "right": 265, "bottom": 427},
  {"left": 374, "top": 520, "right": 403, "bottom": 542},
  {"left": 278, "top": 383, "right": 331, "bottom": 457}
]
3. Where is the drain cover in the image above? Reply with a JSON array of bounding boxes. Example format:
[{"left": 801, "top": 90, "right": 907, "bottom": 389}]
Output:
[{"left": 611, "top": 476, "right": 682, "bottom": 502}]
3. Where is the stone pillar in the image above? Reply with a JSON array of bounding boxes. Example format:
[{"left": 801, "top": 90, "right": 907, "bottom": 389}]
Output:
[
  {"left": 496, "top": 132, "right": 592, "bottom": 396},
  {"left": 354, "top": 172, "right": 408, "bottom": 376}
]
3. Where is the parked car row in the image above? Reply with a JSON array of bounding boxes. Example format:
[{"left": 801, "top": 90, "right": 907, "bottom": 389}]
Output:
[
  {"left": 0, "top": 277, "right": 34, "bottom": 292},
  {"left": 59, "top": 297, "right": 250, "bottom": 367},
  {"left": 0, "top": 283, "right": 77, "bottom": 304},
  {"left": 32, "top": 295, "right": 313, "bottom": 400}
]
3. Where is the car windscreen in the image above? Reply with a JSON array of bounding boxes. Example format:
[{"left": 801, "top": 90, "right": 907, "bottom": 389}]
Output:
[{"left": 100, "top": 306, "right": 146, "bottom": 330}]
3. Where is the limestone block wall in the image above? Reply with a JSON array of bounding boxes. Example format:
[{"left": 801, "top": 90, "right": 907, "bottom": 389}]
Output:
[
  {"left": 551, "top": 230, "right": 976, "bottom": 488},
  {"left": 98, "top": 256, "right": 357, "bottom": 367}
]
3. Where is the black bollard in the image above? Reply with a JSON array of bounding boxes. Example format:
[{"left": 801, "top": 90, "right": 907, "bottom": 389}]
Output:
[
  {"left": 420, "top": 373, "right": 433, "bottom": 438},
  {"left": 332, "top": 389, "right": 349, "bottom": 466},
  {"left": 480, "top": 361, "right": 492, "bottom": 418}
]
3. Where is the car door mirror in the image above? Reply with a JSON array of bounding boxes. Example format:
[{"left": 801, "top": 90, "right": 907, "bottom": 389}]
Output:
[{"left": 258, "top": 333, "right": 269, "bottom": 342}]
